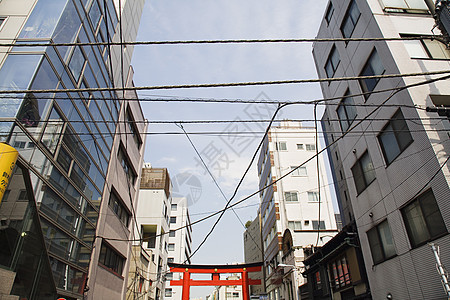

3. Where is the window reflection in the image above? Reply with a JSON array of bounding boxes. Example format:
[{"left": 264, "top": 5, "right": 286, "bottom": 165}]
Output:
[
  {"left": 0, "top": 55, "right": 42, "bottom": 119},
  {"left": 19, "top": 0, "right": 67, "bottom": 39}
]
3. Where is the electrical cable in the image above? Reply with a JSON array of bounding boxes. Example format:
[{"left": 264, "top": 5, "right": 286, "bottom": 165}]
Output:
[
  {"left": 176, "top": 123, "right": 264, "bottom": 259},
  {"left": 1, "top": 69, "right": 449, "bottom": 94},
  {"left": 185, "top": 103, "right": 285, "bottom": 261},
  {"left": 78, "top": 74, "right": 450, "bottom": 245},
  {"left": 2, "top": 35, "right": 445, "bottom": 47}
]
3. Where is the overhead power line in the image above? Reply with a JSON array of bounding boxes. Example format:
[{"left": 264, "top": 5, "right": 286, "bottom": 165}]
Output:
[
  {"left": 94, "top": 74, "right": 450, "bottom": 245},
  {"left": 1, "top": 70, "right": 449, "bottom": 94},
  {"left": 2, "top": 35, "right": 444, "bottom": 47}
]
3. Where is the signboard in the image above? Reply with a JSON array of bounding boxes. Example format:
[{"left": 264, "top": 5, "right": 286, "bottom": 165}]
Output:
[{"left": 0, "top": 143, "right": 18, "bottom": 204}]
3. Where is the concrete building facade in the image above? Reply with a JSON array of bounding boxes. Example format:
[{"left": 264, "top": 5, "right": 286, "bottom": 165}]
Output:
[
  {"left": 314, "top": 0, "right": 450, "bottom": 298},
  {"left": 256, "top": 121, "right": 338, "bottom": 300},
  {"left": 137, "top": 166, "right": 173, "bottom": 300},
  {"left": 0, "top": 0, "right": 147, "bottom": 299},
  {"left": 165, "top": 196, "right": 193, "bottom": 299}
]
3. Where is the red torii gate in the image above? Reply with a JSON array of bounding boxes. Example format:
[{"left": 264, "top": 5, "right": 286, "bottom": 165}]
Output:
[{"left": 168, "top": 262, "right": 263, "bottom": 300}]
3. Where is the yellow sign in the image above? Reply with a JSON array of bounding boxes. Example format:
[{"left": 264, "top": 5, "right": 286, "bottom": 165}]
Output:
[{"left": 0, "top": 143, "right": 19, "bottom": 204}]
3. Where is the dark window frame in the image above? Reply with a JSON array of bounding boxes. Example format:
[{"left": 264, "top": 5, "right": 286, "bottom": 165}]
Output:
[
  {"left": 325, "top": 45, "right": 340, "bottom": 78},
  {"left": 108, "top": 189, "right": 131, "bottom": 226},
  {"left": 377, "top": 109, "right": 413, "bottom": 165},
  {"left": 367, "top": 219, "right": 397, "bottom": 264},
  {"left": 126, "top": 106, "right": 143, "bottom": 150},
  {"left": 340, "top": 0, "right": 361, "bottom": 39},
  {"left": 118, "top": 145, "right": 137, "bottom": 185},
  {"left": 285, "top": 191, "right": 299, "bottom": 202},
  {"left": 401, "top": 189, "right": 447, "bottom": 248},
  {"left": 325, "top": 2, "right": 334, "bottom": 24},
  {"left": 337, "top": 90, "right": 357, "bottom": 132},
  {"left": 359, "top": 48, "right": 385, "bottom": 99},
  {"left": 351, "top": 151, "right": 376, "bottom": 195},
  {"left": 98, "top": 241, "right": 126, "bottom": 276},
  {"left": 401, "top": 34, "right": 450, "bottom": 60}
]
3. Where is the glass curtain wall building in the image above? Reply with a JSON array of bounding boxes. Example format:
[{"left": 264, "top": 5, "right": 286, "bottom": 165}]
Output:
[{"left": 0, "top": 0, "right": 147, "bottom": 299}]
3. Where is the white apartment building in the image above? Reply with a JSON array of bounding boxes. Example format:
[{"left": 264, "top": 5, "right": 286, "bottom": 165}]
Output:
[
  {"left": 314, "top": 0, "right": 450, "bottom": 298},
  {"left": 165, "top": 197, "right": 193, "bottom": 299},
  {"left": 136, "top": 165, "right": 172, "bottom": 300},
  {"left": 256, "top": 121, "right": 338, "bottom": 300}
]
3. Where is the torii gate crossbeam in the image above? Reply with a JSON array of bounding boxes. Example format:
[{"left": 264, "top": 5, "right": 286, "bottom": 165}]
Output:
[{"left": 168, "top": 262, "right": 263, "bottom": 300}]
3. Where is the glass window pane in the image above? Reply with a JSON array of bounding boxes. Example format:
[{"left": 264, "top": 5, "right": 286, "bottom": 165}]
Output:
[
  {"left": 19, "top": 0, "right": 67, "bottom": 39},
  {"left": 406, "top": 0, "right": 428, "bottom": 9},
  {"left": 403, "top": 201, "right": 429, "bottom": 247},
  {"left": 69, "top": 46, "right": 86, "bottom": 82},
  {"left": 367, "top": 228, "right": 383, "bottom": 264},
  {"left": 338, "top": 105, "right": 349, "bottom": 131},
  {"left": 351, "top": 163, "right": 365, "bottom": 194},
  {"left": 424, "top": 40, "right": 450, "bottom": 60},
  {"left": 378, "top": 221, "right": 396, "bottom": 258},
  {"left": 53, "top": 0, "right": 80, "bottom": 61},
  {"left": 41, "top": 107, "right": 64, "bottom": 154},
  {"left": 420, "top": 191, "right": 447, "bottom": 238},
  {"left": 349, "top": 2, "right": 361, "bottom": 24},
  {"left": 361, "top": 153, "right": 376, "bottom": 185},
  {"left": 404, "top": 40, "right": 428, "bottom": 58},
  {"left": 379, "top": 125, "right": 401, "bottom": 164}
]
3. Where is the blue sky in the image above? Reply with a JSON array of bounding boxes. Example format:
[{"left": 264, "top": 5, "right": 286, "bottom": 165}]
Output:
[{"left": 131, "top": 0, "right": 329, "bottom": 297}]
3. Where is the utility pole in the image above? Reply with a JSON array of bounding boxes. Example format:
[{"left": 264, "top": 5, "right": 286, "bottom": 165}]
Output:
[{"left": 429, "top": 243, "right": 450, "bottom": 298}]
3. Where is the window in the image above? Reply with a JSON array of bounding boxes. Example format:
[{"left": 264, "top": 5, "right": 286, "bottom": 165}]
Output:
[
  {"left": 168, "top": 244, "right": 175, "bottom": 251},
  {"left": 169, "top": 230, "right": 176, "bottom": 237},
  {"left": 351, "top": 151, "right": 376, "bottom": 194},
  {"left": 308, "top": 192, "right": 319, "bottom": 202},
  {"left": 118, "top": 147, "right": 137, "bottom": 185},
  {"left": 296, "top": 143, "right": 304, "bottom": 150},
  {"left": 41, "top": 107, "right": 64, "bottom": 154},
  {"left": 341, "top": 0, "right": 361, "bottom": 38},
  {"left": 165, "top": 288, "right": 173, "bottom": 297},
  {"left": 13, "top": 141, "right": 26, "bottom": 148},
  {"left": 359, "top": 49, "right": 385, "bottom": 98},
  {"left": 314, "top": 271, "right": 323, "bottom": 290},
  {"left": 325, "top": 46, "right": 340, "bottom": 78},
  {"left": 312, "top": 220, "right": 325, "bottom": 230},
  {"left": 170, "top": 217, "right": 176, "bottom": 224},
  {"left": 325, "top": 2, "right": 334, "bottom": 24},
  {"left": 329, "top": 256, "right": 351, "bottom": 290},
  {"left": 291, "top": 166, "right": 307, "bottom": 176},
  {"left": 288, "top": 221, "right": 302, "bottom": 230},
  {"left": 285, "top": 192, "right": 298, "bottom": 202},
  {"left": 99, "top": 242, "right": 125, "bottom": 275},
  {"left": 367, "top": 219, "right": 396, "bottom": 264},
  {"left": 378, "top": 110, "right": 413, "bottom": 165},
  {"left": 167, "top": 257, "right": 174, "bottom": 263},
  {"left": 68, "top": 45, "right": 86, "bottom": 82},
  {"left": 171, "top": 204, "right": 177, "bottom": 211},
  {"left": 402, "top": 189, "right": 447, "bottom": 248},
  {"left": 109, "top": 191, "right": 130, "bottom": 226},
  {"left": 380, "top": 0, "right": 428, "bottom": 13},
  {"left": 277, "top": 142, "right": 287, "bottom": 151},
  {"left": 126, "top": 108, "right": 143, "bottom": 149},
  {"left": 166, "top": 273, "right": 173, "bottom": 281},
  {"left": 337, "top": 91, "right": 357, "bottom": 132},
  {"left": 403, "top": 36, "right": 450, "bottom": 60},
  {"left": 0, "top": 17, "right": 6, "bottom": 29},
  {"left": 306, "top": 144, "right": 316, "bottom": 151}
]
